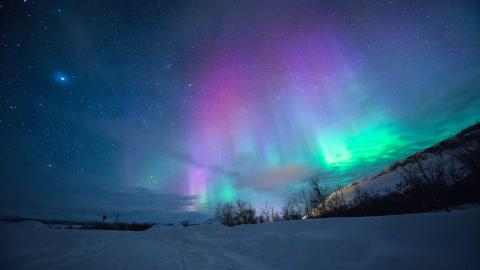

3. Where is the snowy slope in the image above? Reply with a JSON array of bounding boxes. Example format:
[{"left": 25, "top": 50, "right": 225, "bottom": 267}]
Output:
[
  {"left": 1, "top": 208, "right": 479, "bottom": 270},
  {"left": 332, "top": 123, "right": 480, "bottom": 205}
]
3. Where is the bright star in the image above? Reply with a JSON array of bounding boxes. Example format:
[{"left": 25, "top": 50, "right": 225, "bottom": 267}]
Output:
[{"left": 53, "top": 72, "right": 70, "bottom": 85}]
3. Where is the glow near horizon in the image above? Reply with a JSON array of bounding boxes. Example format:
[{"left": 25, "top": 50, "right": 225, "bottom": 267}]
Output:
[
  {"left": 171, "top": 28, "right": 480, "bottom": 211},
  {"left": 123, "top": 3, "right": 480, "bottom": 213}
]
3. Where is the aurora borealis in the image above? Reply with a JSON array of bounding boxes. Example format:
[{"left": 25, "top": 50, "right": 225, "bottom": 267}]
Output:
[{"left": 1, "top": 0, "right": 479, "bottom": 221}]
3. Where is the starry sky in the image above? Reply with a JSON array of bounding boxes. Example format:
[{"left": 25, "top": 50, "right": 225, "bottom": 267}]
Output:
[{"left": 1, "top": 0, "right": 479, "bottom": 222}]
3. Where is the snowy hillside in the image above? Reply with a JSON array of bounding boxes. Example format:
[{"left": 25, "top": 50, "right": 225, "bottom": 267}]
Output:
[
  {"left": 331, "top": 123, "right": 480, "bottom": 205},
  {"left": 1, "top": 208, "right": 479, "bottom": 270}
]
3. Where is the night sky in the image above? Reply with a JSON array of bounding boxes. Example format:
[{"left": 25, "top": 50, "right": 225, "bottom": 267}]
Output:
[{"left": 1, "top": 0, "right": 479, "bottom": 222}]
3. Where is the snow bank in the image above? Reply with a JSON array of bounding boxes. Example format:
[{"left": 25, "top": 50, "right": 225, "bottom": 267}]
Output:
[{"left": 1, "top": 208, "right": 479, "bottom": 269}]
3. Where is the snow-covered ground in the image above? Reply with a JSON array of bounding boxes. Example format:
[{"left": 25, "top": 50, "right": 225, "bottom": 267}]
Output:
[{"left": 1, "top": 208, "right": 479, "bottom": 270}]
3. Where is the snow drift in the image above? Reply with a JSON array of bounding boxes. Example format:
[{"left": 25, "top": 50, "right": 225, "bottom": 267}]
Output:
[{"left": 1, "top": 208, "right": 479, "bottom": 270}]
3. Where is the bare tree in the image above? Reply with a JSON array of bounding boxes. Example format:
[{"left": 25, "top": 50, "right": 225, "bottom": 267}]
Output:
[
  {"left": 325, "top": 185, "right": 347, "bottom": 215},
  {"left": 309, "top": 177, "right": 329, "bottom": 210},
  {"left": 282, "top": 196, "right": 303, "bottom": 220},
  {"left": 258, "top": 203, "right": 281, "bottom": 223},
  {"left": 352, "top": 185, "right": 375, "bottom": 216},
  {"left": 446, "top": 138, "right": 480, "bottom": 180},
  {"left": 301, "top": 177, "right": 329, "bottom": 217},
  {"left": 215, "top": 200, "right": 257, "bottom": 226},
  {"left": 234, "top": 200, "right": 257, "bottom": 225},
  {"left": 399, "top": 162, "right": 428, "bottom": 210},
  {"left": 214, "top": 203, "right": 236, "bottom": 226}
]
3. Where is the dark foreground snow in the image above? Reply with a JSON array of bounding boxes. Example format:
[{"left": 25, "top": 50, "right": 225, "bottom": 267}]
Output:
[{"left": 1, "top": 208, "right": 479, "bottom": 270}]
